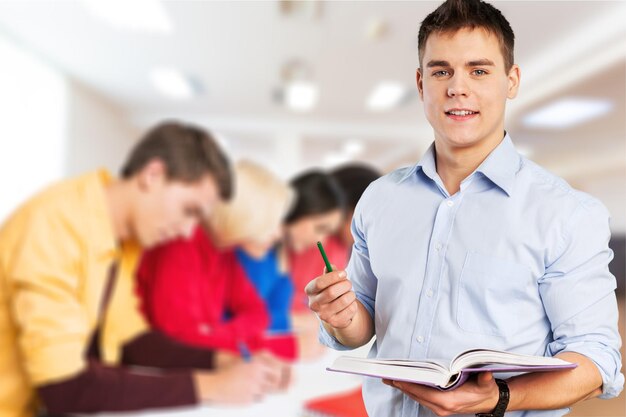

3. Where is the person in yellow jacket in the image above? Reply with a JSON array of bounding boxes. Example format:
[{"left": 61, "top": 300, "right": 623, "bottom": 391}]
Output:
[{"left": 0, "top": 121, "right": 289, "bottom": 417}]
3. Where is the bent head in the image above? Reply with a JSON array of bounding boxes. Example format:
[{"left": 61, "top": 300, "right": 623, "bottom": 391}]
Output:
[
  {"left": 208, "top": 160, "right": 294, "bottom": 258},
  {"left": 285, "top": 171, "right": 346, "bottom": 253},
  {"left": 121, "top": 122, "right": 232, "bottom": 248}
]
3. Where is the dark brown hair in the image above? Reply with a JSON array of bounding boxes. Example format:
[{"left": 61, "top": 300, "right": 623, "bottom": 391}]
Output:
[
  {"left": 285, "top": 170, "right": 346, "bottom": 224},
  {"left": 331, "top": 164, "right": 381, "bottom": 211},
  {"left": 121, "top": 121, "right": 232, "bottom": 199},
  {"left": 418, "top": 0, "right": 515, "bottom": 72}
]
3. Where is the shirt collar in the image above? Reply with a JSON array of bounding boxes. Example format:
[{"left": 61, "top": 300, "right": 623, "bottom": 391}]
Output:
[
  {"left": 474, "top": 133, "right": 521, "bottom": 197},
  {"left": 399, "top": 133, "right": 521, "bottom": 197},
  {"left": 398, "top": 142, "right": 437, "bottom": 183}
]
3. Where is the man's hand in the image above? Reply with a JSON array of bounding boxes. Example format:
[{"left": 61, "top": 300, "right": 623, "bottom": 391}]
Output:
[
  {"left": 383, "top": 372, "right": 500, "bottom": 416},
  {"left": 305, "top": 269, "right": 357, "bottom": 329}
]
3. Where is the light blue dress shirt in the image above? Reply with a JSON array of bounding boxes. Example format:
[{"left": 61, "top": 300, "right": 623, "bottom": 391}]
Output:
[{"left": 319, "top": 134, "right": 624, "bottom": 417}]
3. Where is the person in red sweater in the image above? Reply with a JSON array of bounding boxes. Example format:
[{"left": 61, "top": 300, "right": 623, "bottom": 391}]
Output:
[
  {"left": 137, "top": 226, "right": 270, "bottom": 352},
  {"left": 283, "top": 170, "right": 347, "bottom": 360},
  {"left": 137, "top": 161, "right": 295, "bottom": 360},
  {"left": 284, "top": 166, "right": 380, "bottom": 361}
]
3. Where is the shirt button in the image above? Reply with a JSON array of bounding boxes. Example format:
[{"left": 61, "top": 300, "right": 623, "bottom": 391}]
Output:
[
  {"left": 426, "top": 289, "right": 434, "bottom": 297},
  {"left": 446, "top": 200, "right": 454, "bottom": 207},
  {"left": 435, "top": 242, "right": 442, "bottom": 251},
  {"left": 416, "top": 335, "right": 424, "bottom": 343}
]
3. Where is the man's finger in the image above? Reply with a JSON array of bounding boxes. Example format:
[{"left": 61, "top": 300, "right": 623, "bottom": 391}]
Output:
[
  {"left": 315, "top": 279, "right": 353, "bottom": 305},
  {"left": 322, "top": 298, "right": 358, "bottom": 327},
  {"left": 305, "top": 270, "right": 348, "bottom": 295},
  {"left": 476, "top": 371, "right": 494, "bottom": 387}
]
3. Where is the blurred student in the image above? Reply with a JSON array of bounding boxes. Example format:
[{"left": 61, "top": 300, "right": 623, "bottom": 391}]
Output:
[
  {"left": 283, "top": 170, "right": 346, "bottom": 359},
  {"left": 330, "top": 164, "right": 382, "bottom": 249},
  {"left": 137, "top": 161, "right": 296, "bottom": 363},
  {"left": 214, "top": 161, "right": 297, "bottom": 359},
  {"left": 0, "top": 122, "right": 285, "bottom": 417}
]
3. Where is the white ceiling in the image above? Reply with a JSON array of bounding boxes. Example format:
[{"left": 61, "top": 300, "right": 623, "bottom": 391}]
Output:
[{"left": 0, "top": 0, "right": 624, "bottom": 177}]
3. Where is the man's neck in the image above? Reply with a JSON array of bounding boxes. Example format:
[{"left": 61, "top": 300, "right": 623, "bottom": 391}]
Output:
[{"left": 434, "top": 133, "right": 505, "bottom": 195}]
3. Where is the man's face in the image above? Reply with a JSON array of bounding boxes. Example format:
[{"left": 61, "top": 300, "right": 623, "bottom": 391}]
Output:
[
  {"left": 417, "top": 27, "right": 520, "bottom": 152},
  {"left": 132, "top": 161, "right": 220, "bottom": 248}
]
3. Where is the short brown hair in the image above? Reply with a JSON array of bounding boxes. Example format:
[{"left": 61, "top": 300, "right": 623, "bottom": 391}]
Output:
[
  {"left": 418, "top": 0, "right": 515, "bottom": 72},
  {"left": 121, "top": 121, "right": 232, "bottom": 199}
]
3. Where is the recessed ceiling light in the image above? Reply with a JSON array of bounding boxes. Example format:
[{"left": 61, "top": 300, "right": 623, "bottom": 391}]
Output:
[
  {"left": 366, "top": 19, "right": 389, "bottom": 40},
  {"left": 367, "top": 81, "right": 407, "bottom": 111},
  {"left": 81, "top": 0, "right": 173, "bottom": 34},
  {"left": 343, "top": 140, "right": 365, "bottom": 156},
  {"left": 522, "top": 97, "right": 613, "bottom": 129},
  {"left": 285, "top": 81, "right": 319, "bottom": 112},
  {"left": 150, "top": 68, "right": 194, "bottom": 100}
]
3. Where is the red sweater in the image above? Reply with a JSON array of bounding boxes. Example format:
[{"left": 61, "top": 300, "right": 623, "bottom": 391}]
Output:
[
  {"left": 137, "top": 226, "right": 269, "bottom": 352},
  {"left": 289, "top": 236, "right": 349, "bottom": 312}
]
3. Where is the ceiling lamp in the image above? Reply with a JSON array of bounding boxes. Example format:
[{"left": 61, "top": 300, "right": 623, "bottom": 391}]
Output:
[
  {"left": 366, "top": 81, "right": 408, "bottom": 112},
  {"left": 522, "top": 97, "right": 613, "bottom": 129}
]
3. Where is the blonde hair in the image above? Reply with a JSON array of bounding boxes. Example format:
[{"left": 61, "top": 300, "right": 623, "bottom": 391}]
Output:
[{"left": 208, "top": 160, "right": 294, "bottom": 246}]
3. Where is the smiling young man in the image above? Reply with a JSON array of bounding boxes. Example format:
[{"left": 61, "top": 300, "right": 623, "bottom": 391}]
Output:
[
  {"left": 305, "top": 1, "right": 623, "bottom": 417},
  {"left": 0, "top": 122, "right": 288, "bottom": 417}
]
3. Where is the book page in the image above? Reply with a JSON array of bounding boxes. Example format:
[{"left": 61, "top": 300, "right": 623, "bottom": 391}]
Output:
[
  {"left": 352, "top": 357, "right": 449, "bottom": 372},
  {"left": 450, "top": 349, "right": 574, "bottom": 374}
]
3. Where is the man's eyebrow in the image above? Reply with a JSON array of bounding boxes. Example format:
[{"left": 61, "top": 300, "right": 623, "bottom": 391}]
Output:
[
  {"left": 426, "top": 59, "right": 496, "bottom": 68},
  {"left": 426, "top": 60, "right": 450, "bottom": 68},
  {"left": 467, "top": 59, "right": 495, "bottom": 66}
]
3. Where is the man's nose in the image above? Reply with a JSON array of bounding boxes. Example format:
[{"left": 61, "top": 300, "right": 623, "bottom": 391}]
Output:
[{"left": 447, "top": 74, "right": 470, "bottom": 98}]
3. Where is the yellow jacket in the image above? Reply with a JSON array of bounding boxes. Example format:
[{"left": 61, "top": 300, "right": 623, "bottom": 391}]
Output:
[{"left": 0, "top": 170, "right": 147, "bottom": 417}]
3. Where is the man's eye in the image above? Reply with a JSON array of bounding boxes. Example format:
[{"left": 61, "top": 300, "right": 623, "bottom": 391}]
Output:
[
  {"left": 433, "top": 70, "right": 449, "bottom": 77},
  {"left": 472, "top": 69, "right": 488, "bottom": 76}
]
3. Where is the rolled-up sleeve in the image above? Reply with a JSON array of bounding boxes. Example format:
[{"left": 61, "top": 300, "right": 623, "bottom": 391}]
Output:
[
  {"left": 540, "top": 198, "right": 624, "bottom": 399},
  {"left": 318, "top": 193, "right": 378, "bottom": 350}
]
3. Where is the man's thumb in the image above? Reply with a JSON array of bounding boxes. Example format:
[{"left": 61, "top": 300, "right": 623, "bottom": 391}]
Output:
[{"left": 477, "top": 372, "right": 494, "bottom": 387}]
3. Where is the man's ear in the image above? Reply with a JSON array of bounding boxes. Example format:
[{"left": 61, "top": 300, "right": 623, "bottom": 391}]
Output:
[
  {"left": 136, "top": 159, "right": 166, "bottom": 191},
  {"left": 416, "top": 68, "right": 424, "bottom": 101},
  {"left": 507, "top": 64, "right": 521, "bottom": 99}
]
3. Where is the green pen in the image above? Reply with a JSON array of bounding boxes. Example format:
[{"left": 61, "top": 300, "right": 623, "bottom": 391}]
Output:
[{"left": 317, "top": 241, "right": 333, "bottom": 273}]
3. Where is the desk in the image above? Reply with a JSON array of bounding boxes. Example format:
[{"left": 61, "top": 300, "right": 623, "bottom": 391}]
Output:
[{"left": 88, "top": 343, "right": 371, "bottom": 417}]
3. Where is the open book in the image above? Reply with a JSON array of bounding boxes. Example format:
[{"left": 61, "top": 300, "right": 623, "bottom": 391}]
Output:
[{"left": 327, "top": 349, "right": 576, "bottom": 390}]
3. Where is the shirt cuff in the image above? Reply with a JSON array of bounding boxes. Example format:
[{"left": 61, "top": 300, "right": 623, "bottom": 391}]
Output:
[{"left": 553, "top": 344, "right": 624, "bottom": 399}]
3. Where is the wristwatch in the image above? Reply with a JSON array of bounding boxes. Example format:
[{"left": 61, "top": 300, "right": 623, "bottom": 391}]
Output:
[{"left": 476, "top": 379, "right": 510, "bottom": 417}]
